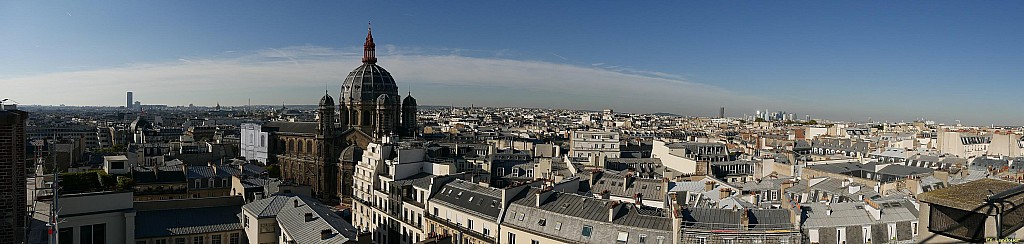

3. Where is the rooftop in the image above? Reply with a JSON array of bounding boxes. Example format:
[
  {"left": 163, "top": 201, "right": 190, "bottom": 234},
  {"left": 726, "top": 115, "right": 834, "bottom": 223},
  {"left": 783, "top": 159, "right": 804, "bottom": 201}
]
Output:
[{"left": 918, "top": 178, "right": 1024, "bottom": 212}]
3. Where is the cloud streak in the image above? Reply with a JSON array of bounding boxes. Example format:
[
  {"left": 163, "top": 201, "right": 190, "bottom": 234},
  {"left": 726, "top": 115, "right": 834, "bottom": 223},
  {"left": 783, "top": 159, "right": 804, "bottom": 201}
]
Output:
[{"left": 1, "top": 46, "right": 789, "bottom": 117}]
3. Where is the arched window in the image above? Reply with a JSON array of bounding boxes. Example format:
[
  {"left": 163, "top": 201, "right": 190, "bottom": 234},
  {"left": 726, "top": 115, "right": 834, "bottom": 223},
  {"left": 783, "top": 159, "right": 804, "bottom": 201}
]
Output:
[
  {"left": 289, "top": 140, "right": 295, "bottom": 153},
  {"left": 297, "top": 140, "right": 303, "bottom": 153},
  {"left": 306, "top": 140, "right": 313, "bottom": 154}
]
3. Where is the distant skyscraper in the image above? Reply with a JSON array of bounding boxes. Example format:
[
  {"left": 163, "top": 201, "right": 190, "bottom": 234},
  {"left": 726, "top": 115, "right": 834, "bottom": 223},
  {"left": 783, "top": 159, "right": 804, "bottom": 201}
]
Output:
[
  {"left": 0, "top": 106, "right": 28, "bottom": 243},
  {"left": 127, "top": 91, "right": 133, "bottom": 109},
  {"left": 719, "top": 107, "right": 725, "bottom": 119}
]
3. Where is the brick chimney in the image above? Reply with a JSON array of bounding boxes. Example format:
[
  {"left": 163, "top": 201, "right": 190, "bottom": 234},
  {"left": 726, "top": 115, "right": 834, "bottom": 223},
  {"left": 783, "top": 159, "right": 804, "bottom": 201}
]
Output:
[
  {"left": 305, "top": 212, "right": 314, "bottom": 222},
  {"left": 704, "top": 181, "right": 715, "bottom": 192},
  {"left": 720, "top": 188, "right": 732, "bottom": 199}
]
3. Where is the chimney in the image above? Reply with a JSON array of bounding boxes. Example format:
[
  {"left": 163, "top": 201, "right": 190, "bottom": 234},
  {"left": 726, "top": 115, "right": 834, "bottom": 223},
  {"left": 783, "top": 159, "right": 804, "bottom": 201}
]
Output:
[
  {"left": 320, "top": 229, "right": 332, "bottom": 240},
  {"left": 608, "top": 201, "right": 625, "bottom": 221},
  {"left": 720, "top": 188, "right": 732, "bottom": 199},
  {"left": 864, "top": 202, "right": 881, "bottom": 221},
  {"left": 934, "top": 170, "right": 949, "bottom": 185},
  {"left": 305, "top": 212, "right": 314, "bottom": 222},
  {"left": 841, "top": 179, "right": 850, "bottom": 187},
  {"left": 293, "top": 199, "right": 300, "bottom": 208},
  {"left": 704, "top": 181, "right": 715, "bottom": 192},
  {"left": 536, "top": 188, "right": 554, "bottom": 207},
  {"left": 634, "top": 193, "right": 643, "bottom": 206},
  {"left": 675, "top": 191, "right": 687, "bottom": 205},
  {"left": 826, "top": 205, "right": 833, "bottom": 216},
  {"left": 623, "top": 173, "right": 632, "bottom": 192},
  {"left": 741, "top": 208, "right": 750, "bottom": 230},
  {"left": 600, "top": 190, "right": 610, "bottom": 199}
]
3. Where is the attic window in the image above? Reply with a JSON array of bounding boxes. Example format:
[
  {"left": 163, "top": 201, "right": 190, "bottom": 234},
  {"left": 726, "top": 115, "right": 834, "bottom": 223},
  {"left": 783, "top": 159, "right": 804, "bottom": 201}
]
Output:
[
  {"left": 468, "top": 196, "right": 474, "bottom": 202},
  {"left": 642, "top": 185, "right": 648, "bottom": 189},
  {"left": 491, "top": 200, "right": 498, "bottom": 207},
  {"left": 538, "top": 218, "right": 546, "bottom": 226}
]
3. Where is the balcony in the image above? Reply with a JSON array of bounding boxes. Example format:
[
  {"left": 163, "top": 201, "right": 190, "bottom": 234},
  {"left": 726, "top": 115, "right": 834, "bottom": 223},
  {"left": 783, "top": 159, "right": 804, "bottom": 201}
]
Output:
[{"left": 424, "top": 213, "right": 494, "bottom": 243}]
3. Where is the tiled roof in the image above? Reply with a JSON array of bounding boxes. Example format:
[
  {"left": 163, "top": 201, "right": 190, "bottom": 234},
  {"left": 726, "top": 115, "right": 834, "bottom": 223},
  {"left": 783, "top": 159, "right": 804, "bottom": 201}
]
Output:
[
  {"left": 918, "top": 178, "right": 1024, "bottom": 212},
  {"left": 135, "top": 206, "right": 242, "bottom": 238},
  {"left": 242, "top": 195, "right": 290, "bottom": 218},
  {"left": 587, "top": 170, "right": 664, "bottom": 201},
  {"left": 503, "top": 188, "right": 672, "bottom": 243},
  {"left": 133, "top": 166, "right": 187, "bottom": 184},
  {"left": 276, "top": 195, "right": 358, "bottom": 244},
  {"left": 264, "top": 122, "right": 318, "bottom": 135},
  {"left": 430, "top": 179, "right": 503, "bottom": 220}
]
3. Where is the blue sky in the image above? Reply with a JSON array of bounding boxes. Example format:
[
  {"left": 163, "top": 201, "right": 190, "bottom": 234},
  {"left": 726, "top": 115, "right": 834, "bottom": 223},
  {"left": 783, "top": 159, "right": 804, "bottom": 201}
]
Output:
[{"left": 3, "top": 1, "right": 1024, "bottom": 125}]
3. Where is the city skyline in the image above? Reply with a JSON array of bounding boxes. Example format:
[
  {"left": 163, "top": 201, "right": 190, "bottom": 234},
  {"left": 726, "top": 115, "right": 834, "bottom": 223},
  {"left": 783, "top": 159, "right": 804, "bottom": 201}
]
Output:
[{"left": 4, "top": 1, "right": 1024, "bottom": 125}]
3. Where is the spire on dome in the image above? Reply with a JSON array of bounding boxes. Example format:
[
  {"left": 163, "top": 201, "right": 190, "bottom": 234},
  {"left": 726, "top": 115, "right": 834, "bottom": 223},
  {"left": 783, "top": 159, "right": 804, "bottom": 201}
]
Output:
[{"left": 362, "top": 22, "right": 377, "bottom": 64}]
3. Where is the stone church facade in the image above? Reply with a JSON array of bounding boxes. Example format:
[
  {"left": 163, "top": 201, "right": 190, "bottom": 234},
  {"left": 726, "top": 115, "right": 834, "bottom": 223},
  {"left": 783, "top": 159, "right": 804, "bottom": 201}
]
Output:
[{"left": 265, "top": 25, "right": 418, "bottom": 203}]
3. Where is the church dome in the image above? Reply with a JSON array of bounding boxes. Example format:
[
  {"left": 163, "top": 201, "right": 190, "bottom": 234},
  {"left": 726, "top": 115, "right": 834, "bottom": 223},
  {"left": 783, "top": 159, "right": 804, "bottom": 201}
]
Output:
[
  {"left": 342, "top": 64, "right": 399, "bottom": 104},
  {"left": 319, "top": 93, "right": 335, "bottom": 107},
  {"left": 341, "top": 24, "right": 399, "bottom": 105},
  {"left": 402, "top": 93, "right": 417, "bottom": 106}
]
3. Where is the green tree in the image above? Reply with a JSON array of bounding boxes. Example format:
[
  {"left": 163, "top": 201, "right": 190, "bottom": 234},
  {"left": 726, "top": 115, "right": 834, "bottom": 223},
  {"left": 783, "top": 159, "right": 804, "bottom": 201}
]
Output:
[{"left": 266, "top": 165, "right": 281, "bottom": 178}]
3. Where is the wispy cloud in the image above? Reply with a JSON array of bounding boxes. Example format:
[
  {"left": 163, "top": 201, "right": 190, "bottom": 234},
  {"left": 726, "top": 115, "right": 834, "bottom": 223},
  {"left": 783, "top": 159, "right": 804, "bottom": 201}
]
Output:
[
  {"left": 551, "top": 53, "right": 568, "bottom": 61},
  {"left": 0, "top": 45, "right": 788, "bottom": 116}
]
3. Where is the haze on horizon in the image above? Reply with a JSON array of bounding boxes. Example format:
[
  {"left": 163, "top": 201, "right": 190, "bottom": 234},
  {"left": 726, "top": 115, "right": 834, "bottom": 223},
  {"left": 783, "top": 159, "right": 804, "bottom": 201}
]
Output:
[{"left": 3, "top": 1, "right": 1024, "bottom": 125}]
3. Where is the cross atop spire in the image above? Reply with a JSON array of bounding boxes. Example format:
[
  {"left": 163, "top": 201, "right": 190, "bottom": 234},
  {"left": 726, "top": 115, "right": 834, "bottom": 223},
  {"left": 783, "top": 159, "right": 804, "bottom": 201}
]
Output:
[{"left": 363, "top": 22, "right": 377, "bottom": 64}]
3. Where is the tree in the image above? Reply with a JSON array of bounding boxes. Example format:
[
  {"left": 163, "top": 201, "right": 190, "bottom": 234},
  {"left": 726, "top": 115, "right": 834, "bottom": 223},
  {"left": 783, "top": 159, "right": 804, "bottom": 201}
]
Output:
[{"left": 266, "top": 165, "right": 281, "bottom": 178}]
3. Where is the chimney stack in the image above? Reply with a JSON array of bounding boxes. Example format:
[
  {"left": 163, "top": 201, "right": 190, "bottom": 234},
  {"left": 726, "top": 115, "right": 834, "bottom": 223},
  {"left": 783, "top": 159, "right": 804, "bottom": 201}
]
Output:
[
  {"left": 305, "top": 212, "right": 314, "bottom": 222},
  {"left": 294, "top": 199, "right": 300, "bottom": 208},
  {"left": 705, "top": 181, "right": 715, "bottom": 192},
  {"left": 321, "top": 229, "right": 332, "bottom": 240},
  {"left": 536, "top": 188, "right": 554, "bottom": 207},
  {"left": 720, "top": 188, "right": 732, "bottom": 199},
  {"left": 740, "top": 208, "right": 750, "bottom": 230},
  {"left": 623, "top": 173, "right": 632, "bottom": 192},
  {"left": 608, "top": 201, "right": 624, "bottom": 221}
]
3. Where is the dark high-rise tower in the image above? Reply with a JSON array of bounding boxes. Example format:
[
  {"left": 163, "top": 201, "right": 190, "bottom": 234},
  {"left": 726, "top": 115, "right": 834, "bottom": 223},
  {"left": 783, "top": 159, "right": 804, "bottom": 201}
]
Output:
[
  {"left": 127, "top": 91, "right": 134, "bottom": 109},
  {"left": 401, "top": 93, "right": 417, "bottom": 137},
  {"left": 0, "top": 106, "right": 27, "bottom": 243}
]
